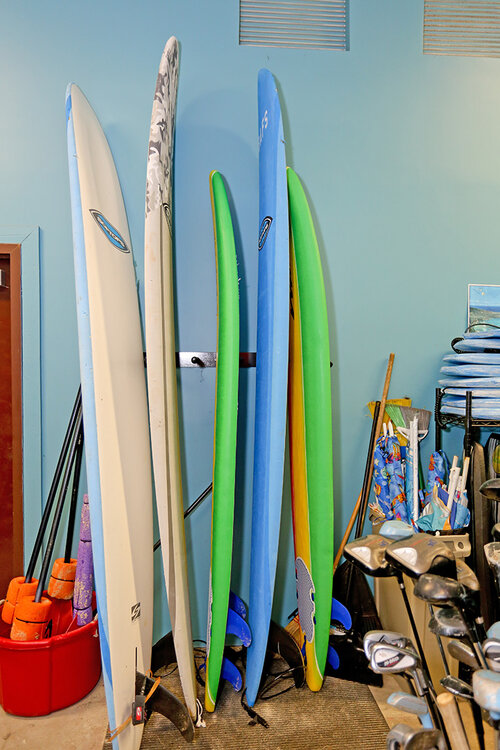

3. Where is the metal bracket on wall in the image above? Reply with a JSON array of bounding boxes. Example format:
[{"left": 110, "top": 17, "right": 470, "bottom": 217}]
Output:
[
  {"left": 177, "top": 351, "right": 256, "bottom": 368},
  {"left": 143, "top": 351, "right": 256, "bottom": 368}
]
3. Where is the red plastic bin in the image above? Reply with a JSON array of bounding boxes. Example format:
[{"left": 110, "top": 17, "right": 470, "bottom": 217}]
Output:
[{"left": 0, "top": 599, "right": 101, "bottom": 716}]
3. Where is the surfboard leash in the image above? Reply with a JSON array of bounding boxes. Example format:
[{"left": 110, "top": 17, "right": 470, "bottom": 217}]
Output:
[
  {"left": 240, "top": 688, "right": 269, "bottom": 728},
  {"left": 107, "top": 670, "right": 161, "bottom": 742}
]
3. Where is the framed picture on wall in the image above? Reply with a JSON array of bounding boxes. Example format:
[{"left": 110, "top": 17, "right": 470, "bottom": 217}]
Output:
[{"left": 468, "top": 284, "right": 500, "bottom": 331}]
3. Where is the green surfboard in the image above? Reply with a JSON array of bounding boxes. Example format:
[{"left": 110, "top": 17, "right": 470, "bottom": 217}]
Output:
[{"left": 205, "top": 171, "right": 240, "bottom": 711}]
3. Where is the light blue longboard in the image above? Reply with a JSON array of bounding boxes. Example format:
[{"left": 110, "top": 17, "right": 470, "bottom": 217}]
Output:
[
  {"left": 66, "top": 84, "right": 153, "bottom": 749},
  {"left": 246, "top": 68, "right": 289, "bottom": 708}
]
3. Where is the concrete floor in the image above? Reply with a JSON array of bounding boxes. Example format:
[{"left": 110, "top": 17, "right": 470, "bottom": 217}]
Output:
[{"left": 0, "top": 674, "right": 496, "bottom": 749}]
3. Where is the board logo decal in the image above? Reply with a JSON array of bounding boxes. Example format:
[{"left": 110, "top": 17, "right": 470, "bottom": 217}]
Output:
[
  {"left": 258, "top": 216, "right": 273, "bottom": 251},
  {"left": 295, "top": 557, "right": 315, "bottom": 643},
  {"left": 90, "top": 209, "right": 130, "bottom": 253},
  {"left": 131, "top": 602, "right": 141, "bottom": 622}
]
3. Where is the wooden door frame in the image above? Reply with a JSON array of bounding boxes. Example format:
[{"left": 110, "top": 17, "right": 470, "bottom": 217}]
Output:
[
  {"left": 0, "top": 228, "right": 41, "bottom": 568},
  {"left": 1, "top": 243, "right": 23, "bottom": 576}
]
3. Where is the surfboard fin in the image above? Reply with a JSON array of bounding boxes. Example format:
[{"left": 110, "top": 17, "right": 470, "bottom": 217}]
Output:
[
  {"left": 151, "top": 630, "right": 176, "bottom": 673},
  {"left": 265, "top": 620, "right": 305, "bottom": 689},
  {"left": 331, "top": 597, "right": 352, "bottom": 631},
  {"left": 135, "top": 670, "right": 194, "bottom": 742},
  {"left": 327, "top": 644, "right": 340, "bottom": 671},
  {"left": 221, "top": 657, "right": 243, "bottom": 692},
  {"left": 226, "top": 606, "right": 252, "bottom": 646},
  {"left": 229, "top": 590, "right": 248, "bottom": 620}
]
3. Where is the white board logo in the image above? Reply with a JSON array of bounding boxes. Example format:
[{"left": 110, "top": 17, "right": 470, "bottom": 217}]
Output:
[
  {"left": 258, "top": 216, "right": 273, "bottom": 251},
  {"left": 131, "top": 602, "right": 141, "bottom": 622},
  {"left": 90, "top": 209, "right": 130, "bottom": 253},
  {"left": 259, "top": 109, "right": 269, "bottom": 147}
]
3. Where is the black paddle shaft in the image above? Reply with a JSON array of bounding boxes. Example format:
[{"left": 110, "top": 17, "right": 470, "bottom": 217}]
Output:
[
  {"left": 355, "top": 400, "right": 381, "bottom": 539},
  {"left": 34, "top": 407, "right": 83, "bottom": 602},
  {"left": 25, "top": 387, "right": 82, "bottom": 582},
  {"left": 64, "top": 423, "right": 84, "bottom": 563}
]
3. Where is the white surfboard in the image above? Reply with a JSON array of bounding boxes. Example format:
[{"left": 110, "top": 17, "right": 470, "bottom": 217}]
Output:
[
  {"left": 145, "top": 37, "right": 199, "bottom": 721},
  {"left": 67, "top": 83, "right": 153, "bottom": 750}
]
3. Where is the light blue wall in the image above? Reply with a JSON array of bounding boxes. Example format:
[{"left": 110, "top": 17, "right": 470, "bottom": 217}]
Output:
[{"left": 2, "top": 0, "right": 500, "bottom": 640}]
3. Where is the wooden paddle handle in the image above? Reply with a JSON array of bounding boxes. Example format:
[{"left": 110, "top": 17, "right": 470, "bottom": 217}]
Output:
[
  {"left": 333, "top": 353, "right": 395, "bottom": 571},
  {"left": 366, "top": 352, "right": 395, "bottom": 481},
  {"left": 436, "top": 693, "right": 469, "bottom": 750},
  {"left": 376, "top": 353, "right": 394, "bottom": 437}
]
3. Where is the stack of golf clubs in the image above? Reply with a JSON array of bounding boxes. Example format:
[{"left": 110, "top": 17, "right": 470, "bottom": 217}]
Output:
[{"left": 343, "top": 500, "right": 500, "bottom": 750}]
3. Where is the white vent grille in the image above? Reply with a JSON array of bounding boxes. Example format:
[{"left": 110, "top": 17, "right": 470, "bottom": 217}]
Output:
[
  {"left": 239, "top": 0, "right": 348, "bottom": 50},
  {"left": 424, "top": 0, "right": 500, "bottom": 57}
]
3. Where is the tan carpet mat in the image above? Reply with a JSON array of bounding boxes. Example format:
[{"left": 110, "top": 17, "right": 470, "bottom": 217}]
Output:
[{"left": 103, "top": 653, "right": 389, "bottom": 749}]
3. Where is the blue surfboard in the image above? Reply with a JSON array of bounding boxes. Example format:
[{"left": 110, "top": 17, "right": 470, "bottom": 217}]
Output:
[
  {"left": 442, "top": 396, "right": 500, "bottom": 408},
  {"left": 453, "top": 338, "right": 500, "bottom": 352},
  {"left": 441, "top": 404, "right": 500, "bottom": 419},
  {"left": 439, "top": 377, "right": 500, "bottom": 387},
  {"left": 443, "top": 353, "right": 500, "bottom": 365},
  {"left": 246, "top": 68, "right": 289, "bottom": 708},
  {"left": 441, "top": 365, "right": 500, "bottom": 377},
  {"left": 443, "top": 387, "right": 500, "bottom": 397},
  {"left": 464, "top": 329, "right": 500, "bottom": 339}
]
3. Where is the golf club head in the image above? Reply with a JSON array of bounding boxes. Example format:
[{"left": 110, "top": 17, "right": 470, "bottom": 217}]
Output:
[
  {"left": 379, "top": 520, "right": 415, "bottom": 541},
  {"left": 493, "top": 523, "right": 500, "bottom": 543},
  {"left": 447, "top": 639, "right": 479, "bottom": 670},
  {"left": 473, "top": 669, "right": 500, "bottom": 721},
  {"left": 387, "top": 692, "right": 433, "bottom": 728},
  {"left": 369, "top": 641, "right": 420, "bottom": 675},
  {"left": 386, "top": 724, "right": 446, "bottom": 750},
  {"left": 455, "top": 558, "right": 480, "bottom": 593},
  {"left": 480, "top": 477, "right": 500, "bottom": 501},
  {"left": 483, "top": 638, "right": 500, "bottom": 672},
  {"left": 413, "top": 573, "right": 463, "bottom": 606},
  {"left": 429, "top": 606, "right": 468, "bottom": 638},
  {"left": 484, "top": 542, "right": 500, "bottom": 580},
  {"left": 385, "top": 534, "right": 456, "bottom": 580},
  {"left": 343, "top": 534, "right": 394, "bottom": 578},
  {"left": 440, "top": 674, "right": 473, "bottom": 700},
  {"left": 415, "top": 571, "right": 484, "bottom": 642},
  {"left": 363, "top": 630, "right": 412, "bottom": 659},
  {"left": 489, "top": 622, "right": 500, "bottom": 639}
]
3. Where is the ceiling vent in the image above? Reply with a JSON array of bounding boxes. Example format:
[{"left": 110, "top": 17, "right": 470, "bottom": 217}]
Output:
[
  {"left": 424, "top": 0, "right": 500, "bottom": 58},
  {"left": 239, "top": 0, "right": 348, "bottom": 50}
]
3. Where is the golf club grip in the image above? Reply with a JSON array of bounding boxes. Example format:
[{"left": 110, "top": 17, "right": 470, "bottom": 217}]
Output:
[{"left": 436, "top": 693, "right": 470, "bottom": 750}]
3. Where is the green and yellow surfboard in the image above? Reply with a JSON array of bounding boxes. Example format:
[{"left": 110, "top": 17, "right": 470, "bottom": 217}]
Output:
[{"left": 288, "top": 166, "right": 334, "bottom": 691}]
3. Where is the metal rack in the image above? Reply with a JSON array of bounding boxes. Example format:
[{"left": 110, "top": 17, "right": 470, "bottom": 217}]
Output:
[{"left": 434, "top": 388, "right": 500, "bottom": 456}]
